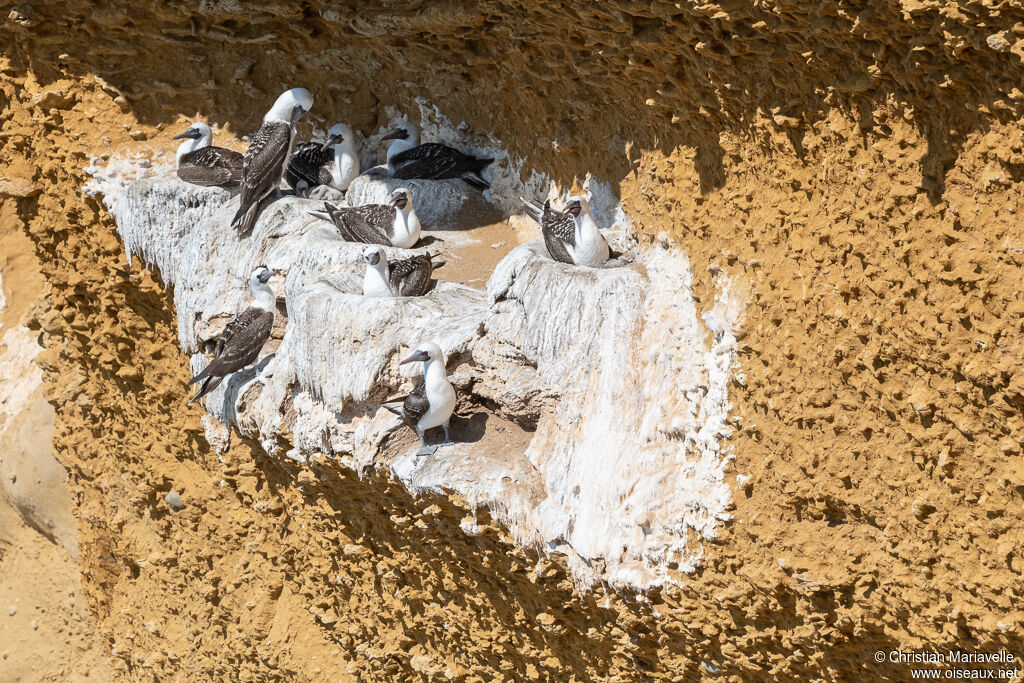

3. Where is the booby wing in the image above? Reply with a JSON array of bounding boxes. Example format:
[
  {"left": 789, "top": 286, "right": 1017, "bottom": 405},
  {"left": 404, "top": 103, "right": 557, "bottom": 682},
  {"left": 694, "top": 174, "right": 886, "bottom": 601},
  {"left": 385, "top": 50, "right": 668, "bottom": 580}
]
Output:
[
  {"left": 390, "top": 143, "right": 493, "bottom": 186},
  {"left": 177, "top": 146, "right": 244, "bottom": 187},
  {"left": 383, "top": 381, "right": 430, "bottom": 431},
  {"left": 285, "top": 141, "right": 332, "bottom": 190},
  {"left": 232, "top": 122, "right": 292, "bottom": 233},
  {"left": 402, "top": 382, "right": 430, "bottom": 430},
  {"left": 541, "top": 200, "right": 576, "bottom": 264},
  {"left": 187, "top": 306, "right": 274, "bottom": 403},
  {"left": 319, "top": 202, "right": 396, "bottom": 246},
  {"left": 388, "top": 254, "right": 439, "bottom": 297}
]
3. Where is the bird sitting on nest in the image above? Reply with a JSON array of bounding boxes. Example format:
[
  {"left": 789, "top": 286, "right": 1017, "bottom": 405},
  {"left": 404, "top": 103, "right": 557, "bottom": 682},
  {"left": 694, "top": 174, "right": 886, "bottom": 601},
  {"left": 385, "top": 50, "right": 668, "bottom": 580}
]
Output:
[
  {"left": 307, "top": 188, "right": 421, "bottom": 248},
  {"left": 361, "top": 245, "right": 445, "bottom": 298},
  {"left": 172, "top": 122, "right": 243, "bottom": 188},
  {"left": 381, "top": 121, "right": 493, "bottom": 190},
  {"left": 521, "top": 195, "right": 611, "bottom": 267},
  {"left": 286, "top": 122, "right": 359, "bottom": 198}
]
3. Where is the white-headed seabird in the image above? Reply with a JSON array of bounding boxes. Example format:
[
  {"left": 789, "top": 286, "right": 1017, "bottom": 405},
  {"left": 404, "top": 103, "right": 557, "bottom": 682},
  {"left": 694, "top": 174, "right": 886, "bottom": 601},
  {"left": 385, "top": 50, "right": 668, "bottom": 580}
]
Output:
[
  {"left": 361, "top": 245, "right": 445, "bottom": 298},
  {"left": 232, "top": 87, "right": 313, "bottom": 233},
  {"left": 285, "top": 122, "right": 359, "bottom": 195},
  {"left": 187, "top": 265, "right": 276, "bottom": 405},
  {"left": 521, "top": 195, "right": 610, "bottom": 267},
  {"left": 384, "top": 342, "right": 456, "bottom": 455},
  {"left": 381, "top": 122, "right": 493, "bottom": 190},
  {"left": 308, "top": 188, "right": 421, "bottom": 248},
  {"left": 172, "top": 122, "right": 243, "bottom": 187}
]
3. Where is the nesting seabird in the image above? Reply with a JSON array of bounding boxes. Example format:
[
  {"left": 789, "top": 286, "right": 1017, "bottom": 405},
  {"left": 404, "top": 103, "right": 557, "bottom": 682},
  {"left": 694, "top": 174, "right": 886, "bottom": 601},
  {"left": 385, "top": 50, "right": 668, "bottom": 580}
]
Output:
[
  {"left": 172, "top": 122, "right": 243, "bottom": 187},
  {"left": 285, "top": 122, "right": 359, "bottom": 195},
  {"left": 381, "top": 122, "right": 493, "bottom": 190},
  {"left": 232, "top": 87, "right": 313, "bottom": 233},
  {"left": 384, "top": 342, "right": 456, "bottom": 455},
  {"left": 521, "top": 195, "right": 610, "bottom": 267},
  {"left": 187, "top": 266, "right": 276, "bottom": 405},
  {"left": 308, "top": 188, "right": 421, "bottom": 248},
  {"left": 361, "top": 245, "right": 445, "bottom": 297}
]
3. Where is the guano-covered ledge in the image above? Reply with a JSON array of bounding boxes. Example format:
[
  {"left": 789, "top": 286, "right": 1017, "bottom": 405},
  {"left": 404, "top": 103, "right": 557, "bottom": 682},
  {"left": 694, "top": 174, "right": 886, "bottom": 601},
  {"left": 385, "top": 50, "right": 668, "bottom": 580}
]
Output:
[{"left": 96, "top": 168, "right": 744, "bottom": 591}]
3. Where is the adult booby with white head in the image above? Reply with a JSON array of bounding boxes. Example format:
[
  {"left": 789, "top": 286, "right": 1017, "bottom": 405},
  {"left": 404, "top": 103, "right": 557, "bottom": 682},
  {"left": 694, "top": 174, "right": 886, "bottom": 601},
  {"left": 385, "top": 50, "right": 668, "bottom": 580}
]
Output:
[
  {"left": 521, "top": 195, "right": 610, "bottom": 267},
  {"left": 232, "top": 87, "right": 313, "bottom": 233},
  {"left": 308, "top": 188, "right": 421, "bottom": 248},
  {"left": 381, "top": 121, "right": 493, "bottom": 190},
  {"left": 187, "top": 265, "right": 276, "bottom": 405},
  {"left": 384, "top": 342, "right": 457, "bottom": 456},
  {"left": 172, "top": 122, "right": 243, "bottom": 187},
  {"left": 285, "top": 122, "right": 359, "bottom": 195},
  {"left": 361, "top": 245, "right": 445, "bottom": 298}
]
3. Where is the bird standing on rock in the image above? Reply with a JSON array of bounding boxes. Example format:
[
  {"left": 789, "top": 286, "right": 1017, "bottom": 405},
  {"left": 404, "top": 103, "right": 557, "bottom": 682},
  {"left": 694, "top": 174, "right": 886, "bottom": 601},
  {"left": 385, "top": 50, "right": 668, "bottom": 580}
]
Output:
[
  {"left": 382, "top": 121, "right": 493, "bottom": 190},
  {"left": 308, "top": 188, "right": 421, "bottom": 248},
  {"left": 286, "top": 122, "right": 359, "bottom": 196},
  {"left": 361, "top": 245, "right": 445, "bottom": 297},
  {"left": 187, "top": 266, "right": 277, "bottom": 406},
  {"left": 521, "top": 195, "right": 610, "bottom": 267},
  {"left": 232, "top": 87, "right": 313, "bottom": 233},
  {"left": 172, "top": 122, "right": 243, "bottom": 187},
  {"left": 384, "top": 343, "right": 456, "bottom": 456}
]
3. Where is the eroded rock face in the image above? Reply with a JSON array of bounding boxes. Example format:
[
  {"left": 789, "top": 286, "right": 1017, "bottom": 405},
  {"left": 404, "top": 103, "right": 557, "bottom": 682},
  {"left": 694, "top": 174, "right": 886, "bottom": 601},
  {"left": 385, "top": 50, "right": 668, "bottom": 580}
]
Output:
[
  {"left": 6, "top": 0, "right": 1024, "bottom": 678},
  {"left": 108, "top": 174, "right": 742, "bottom": 589}
]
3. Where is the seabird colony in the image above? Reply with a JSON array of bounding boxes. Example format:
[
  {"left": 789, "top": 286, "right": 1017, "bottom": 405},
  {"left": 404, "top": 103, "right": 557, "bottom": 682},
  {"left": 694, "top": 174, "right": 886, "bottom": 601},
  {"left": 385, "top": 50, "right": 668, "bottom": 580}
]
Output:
[
  {"left": 173, "top": 122, "right": 243, "bottom": 187},
  {"left": 173, "top": 88, "right": 619, "bottom": 455}
]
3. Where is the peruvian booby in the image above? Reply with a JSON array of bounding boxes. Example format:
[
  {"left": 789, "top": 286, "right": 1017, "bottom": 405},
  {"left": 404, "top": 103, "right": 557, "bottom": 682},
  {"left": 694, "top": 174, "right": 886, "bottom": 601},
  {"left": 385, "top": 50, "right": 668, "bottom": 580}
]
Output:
[
  {"left": 232, "top": 87, "right": 313, "bottom": 233},
  {"left": 521, "top": 195, "right": 610, "bottom": 267},
  {"left": 187, "top": 266, "right": 276, "bottom": 405},
  {"left": 384, "top": 343, "right": 457, "bottom": 456},
  {"left": 172, "top": 122, "right": 243, "bottom": 187},
  {"left": 361, "top": 245, "right": 445, "bottom": 297},
  {"left": 285, "top": 122, "right": 359, "bottom": 195},
  {"left": 308, "top": 188, "right": 421, "bottom": 248},
  {"left": 381, "top": 122, "right": 493, "bottom": 190}
]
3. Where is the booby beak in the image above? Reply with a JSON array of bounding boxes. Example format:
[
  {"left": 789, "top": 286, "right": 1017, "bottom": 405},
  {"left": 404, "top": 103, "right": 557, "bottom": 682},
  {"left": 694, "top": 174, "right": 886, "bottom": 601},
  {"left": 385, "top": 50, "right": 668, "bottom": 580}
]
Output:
[
  {"left": 364, "top": 251, "right": 381, "bottom": 266},
  {"left": 291, "top": 106, "right": 307, "bottom": 125},
  {"left": 257, "top": 269, "right": 273, "bottom": 284},
  {"left": 172, "top": 128, "right": 198, "bottom": 140},
  {"left": 320, "top": 133, "right": 344, "bottom": 151},
  {"left": 399, "top": 349, "right": 429, "bottom": 365},
  {"left": 566, "top": 201, "right": 583, "bottom": 217},
  {"left": 380, "top": 128, "right": 407, "bottom": 141}
]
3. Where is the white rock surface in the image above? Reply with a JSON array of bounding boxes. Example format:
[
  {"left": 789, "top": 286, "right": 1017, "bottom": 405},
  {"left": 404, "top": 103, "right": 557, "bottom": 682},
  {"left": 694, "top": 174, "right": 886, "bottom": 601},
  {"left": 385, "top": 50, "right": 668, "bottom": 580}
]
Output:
[{"left": 91, "top": 162, "right": 744, "bottom": 591}]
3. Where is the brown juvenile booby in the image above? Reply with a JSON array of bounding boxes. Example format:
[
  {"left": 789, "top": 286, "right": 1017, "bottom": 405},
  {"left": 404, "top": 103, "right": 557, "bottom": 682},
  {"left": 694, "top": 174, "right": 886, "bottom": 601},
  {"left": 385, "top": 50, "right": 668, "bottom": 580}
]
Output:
[
  {"left": 285, "top": 122, "right": 359, "bottom": 195},
  {"left": 521, "top": 195, "right": 610, "bottom": 267},
  {"left": 381, "top": 122, "right": 493, "bottom": 190},
  {"left": 384, "top": 342, "right": 457, "bottom": 455},
  {"left": 232, "top": 87, "right": 313, "bottom": 233},
  {"left": 173, "top": 122, "right": 243, "bottom": 187},
  {"left": 187, "top": 266, "right": 276, "bottom": 405},
  {"left": 307, "top": 188, "right": 421, "bottom": 248},
  {"left": 361, "top": 245, "right": 444, "bottom": 297}
]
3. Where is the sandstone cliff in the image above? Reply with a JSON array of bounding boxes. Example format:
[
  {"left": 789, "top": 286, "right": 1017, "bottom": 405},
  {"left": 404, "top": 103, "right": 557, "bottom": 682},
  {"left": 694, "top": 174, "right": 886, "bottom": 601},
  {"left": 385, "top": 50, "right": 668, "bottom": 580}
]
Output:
[{"left": 2, "top": 0, "right": 1023, "bottom": 680}]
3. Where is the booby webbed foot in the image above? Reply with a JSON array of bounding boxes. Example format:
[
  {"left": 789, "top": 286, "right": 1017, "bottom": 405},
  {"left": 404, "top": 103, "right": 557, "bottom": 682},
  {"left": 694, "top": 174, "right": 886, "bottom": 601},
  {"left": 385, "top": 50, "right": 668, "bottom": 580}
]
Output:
[
  {"left": 440, "top": 425, "right": 455, "bottom": 447},
  {"left": 416, "top": 444, "right": 439, "bottom": 456}
]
